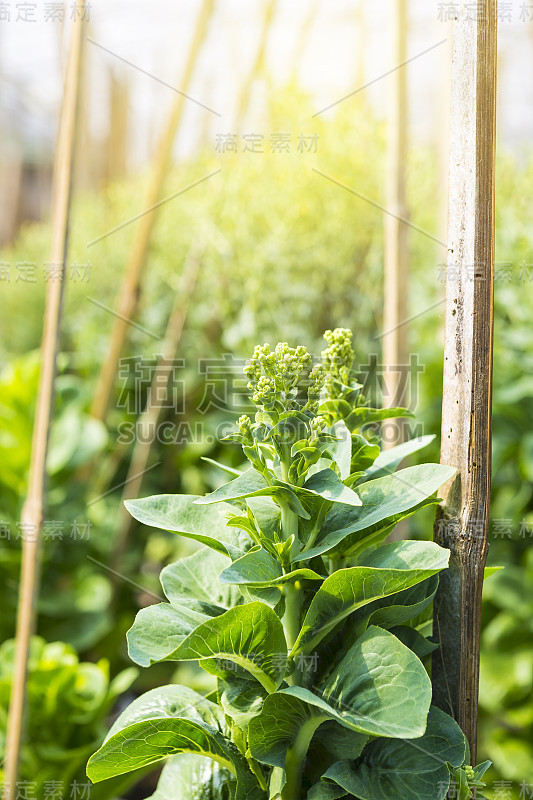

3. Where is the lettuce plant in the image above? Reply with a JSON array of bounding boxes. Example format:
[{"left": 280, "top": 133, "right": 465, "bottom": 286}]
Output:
[
  {"left": 87, "top": 329, "right": 489, "bottom": 800},
  {"left": 0, "top": 636, "right": 137, "bottom": 797}
]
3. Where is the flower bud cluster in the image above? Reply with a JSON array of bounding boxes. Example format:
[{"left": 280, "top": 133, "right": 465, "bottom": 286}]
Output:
[
  {"left": 321, "top": 328, "right": 354, "bottom": 397},
  {"left": 244, "top": 342, "right": 322, "bottom": 413}
]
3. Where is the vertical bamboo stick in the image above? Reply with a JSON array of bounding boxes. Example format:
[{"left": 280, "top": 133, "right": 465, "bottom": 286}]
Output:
[
  {"left": 234, "top": 0, "right": 278, "bottom": 130},
  {"left": 111, "top": 246, "right": 202, "bottom": 573},
  {"left": 354, "top": 0, "right": 365, "bottom": 87},
  {"left": 90, "top": 0, "right": 216, "bottom": 424},
  {"left": 106, "top": 69, "right": 129, "bottom": 182},
  {"left": 432, "top": 0, "right": 497, "bottom": 763},
  {"left": 4, "top": 9, "right": 85, "bottom": 796},
  {"left": 289, "top": 0, "right": 320, "bottom": 79},
  {"left": 382, "top": 0, "right": 409, "bottom": 449}
]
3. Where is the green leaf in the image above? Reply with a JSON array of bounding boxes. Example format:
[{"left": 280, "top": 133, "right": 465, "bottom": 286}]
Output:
[
  {"left": 128, "top": 603, "right": 212, "bottom": 668},
  {"left": 201, "top": 457, "right": 243, "bottom": 477},
  {"left": 325, "top": 421, "right": 352, "bottom": 480},
  {"left": 87, "top": 685, "right": 262, "bottom": 800},
  {"left": 249, "top": 688, "right": 367, "bottom": 769},
  {"left": 352, "top": 575, "right": 439, "bottom": 632},
  {"left": 308, "top": 783, "right": 347, "bottom": 800},
  {"left": 362, "top": 435, "right": 436, "bottom": 482},
  {"left": 218, "top": 675, "right": 267, "bottom": 730},
  {"left": 124, "top": 494, "right": 246, "bottom": 559},
  {"left": 220, "top": 547, "right": 322, "bottom": 588},
  {"left": 147, "top": 754, "right": 236, "bottom": 800},
  {"left": 388, "top": 626, "right": 439, "bottom": 659},
  {"left": 246, "top": 496, "right": 280, "bottom": 541},
  {"left": 170, "top": 602, "right": 287, "bottom": 693},
  {"left": 292, "top": 541, "right": 449, "bottom": 654},
  {"left": 344, "top": 406, "right": 415, "bottom": 431},
  {"left": 484, "top": 566, "right": 504, "bottom": 579},
  {"left": 298, "top": 464, "right": 455, "bottom": 560},
  {"left": 319, "top": 706, "right": 468, "bottom": 800},
  {"left": 319, "top": 626, "right": 432, "bottom": 738},
  {"left": 303, "top": 469, "right": 361, "bottom": 507},
  {"left": 161, "top": 548, "right": 242, "bottom": 613},
  {"left": 127, "top": 548, "right": 242, "bottom": 668},
  {"left": 195, "top": 469, "right": 311, "bottom": 520},
  {"left": 312, "top": 720, "right": 370, "bottom": 763},
  {"left": 350, "top": 434, "right": 380, "bottom": 472}
]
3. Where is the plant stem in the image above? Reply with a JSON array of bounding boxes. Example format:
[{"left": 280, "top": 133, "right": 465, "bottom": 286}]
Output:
[
  {"left": 281, "top": 717, "right": 326, "bottom": 800},
  {"left": 283, "top": 581, "right": 303, "bottom": 659},
  {"left": 280, "top": 502, "right": 303, "bottom": 682}
]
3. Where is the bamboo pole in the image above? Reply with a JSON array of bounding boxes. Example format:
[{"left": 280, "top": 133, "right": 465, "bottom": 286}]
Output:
[
  {"left": 354, "top": 0, "right": 365, "bottom": 87},
  {"left": 432, "top": 0, "right": 497, "bottom": 763},
  {"left": 382, "top": 0, "right": 409, "bottom": 450},
  {"left": 111, "top": 245, "right": 202, "bottom": 574},
  {"left": 106, "top": 69, "right": 129, "bottom": 182},
  {"left": 4, "top": 9, "right": 85, "bottom": 796},
  {"left": 289, "top": 0, "right": 320, "bottom": 79},
  {"left": 234, "top": 0, "right": 278, "bottom": 130},
  {"left": 90, "top": 0, "right": 216, "bottom": 424}
]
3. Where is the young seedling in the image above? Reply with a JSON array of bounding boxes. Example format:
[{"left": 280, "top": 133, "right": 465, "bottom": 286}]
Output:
[{"left": 87, "top": 329, "right": 489, "bottom": 800}]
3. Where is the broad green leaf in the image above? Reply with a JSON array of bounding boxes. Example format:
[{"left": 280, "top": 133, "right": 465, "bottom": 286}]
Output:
[
  {"left": 320, "top": 706, "right": 468, "bottom": 800},
  {"left": 319, "top": 626, "right": 432, "bottom": 738},
  {"left": 297, "top": 464, "right": 455, "bottom": 560},
  {"left": 128, "top": 603, "right": 211, "bottom": 667},
  {"left": 161, "top": 548, "right": 242, "bottom": 613},
  {"left": 220, "top": 547, "right": 282, "bottom": 585},
  {"left": 219, "top": 675, "right": 267, "bottom": 730},
  {"left": 246, "top": 496, "right": 280, "bottom": 541},
  {"left": 86, "top": 685, "right": 262, "bottom": 800},
  {"left": 170, "top": 602, "right": 287, "bottom": 693},
  {"left": 292, "top": 541, "right": 450, "bottom": 654},
  {"left": 124, "top": 494, "right": 246, "bottom": 559},
  {"left": 147, "top": 754, "right": 236, "bottom": 800},
  {"left": 220, "top": 547, "right": 322, "bottom": 588},
  {"left": 352, "top": 574, "right": 439, "bottom": 632},
  {"left": 313, "top": 720, "right": 370, "bottom": 763},
  {"left": 251, "top": 626, "right": 430, "bottom": 750},
  {"left": 362, "top": 435, "right": 436, "bottom": 482},
  {"left": 195, "top": 469, "right": 311, "bottom": 519},
  {"left": 249, "top": 688, "right": 367, "bottom": 769},
  {"left": 240, "top": 585, "right": 283, "bottom": 609},
  {"left": 128, "top": 548, "right": 242, "bottom": 667},
  {"left": 196, "top": 468, "right": 362, "bottom": 520}
]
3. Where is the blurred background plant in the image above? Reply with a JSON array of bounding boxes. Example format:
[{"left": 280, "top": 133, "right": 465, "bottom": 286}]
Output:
[{"left": 1, "top": 2, "right": 533, "bottom": 795}]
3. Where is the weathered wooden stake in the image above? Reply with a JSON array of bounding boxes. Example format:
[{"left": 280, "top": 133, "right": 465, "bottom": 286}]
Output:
[
  {"left": 432, "top": 0, "right": 497, "bottom": 763},
  {"left": 382, "top": 0, "right": 409, "bottom": 449},
  {"left": 90, "top": 0, "right": 215, "bottom": 423},
  {"left": 4, "top": 8, "right": 85, "bottom": 796}
]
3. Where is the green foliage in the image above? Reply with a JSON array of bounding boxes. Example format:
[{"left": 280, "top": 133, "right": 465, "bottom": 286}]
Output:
[
  {"left": 87, "top": 331, "right": 488, "bottom": 800},
  {"left": 0, "top": 636, "right": 137, "bottom": 797}
]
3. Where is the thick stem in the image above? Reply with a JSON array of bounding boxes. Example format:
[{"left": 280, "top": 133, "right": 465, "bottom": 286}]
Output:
[
  {"left": 281, "top": 717, "right": 326, "bottom": 800},
  {"left": 283, "top": 581, "right": 303, "bottom": 657},
  {"left": 279, "top": 497, "right": 304, "bottom": 686}
]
